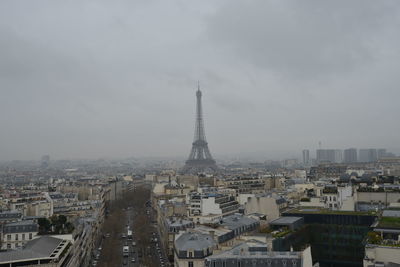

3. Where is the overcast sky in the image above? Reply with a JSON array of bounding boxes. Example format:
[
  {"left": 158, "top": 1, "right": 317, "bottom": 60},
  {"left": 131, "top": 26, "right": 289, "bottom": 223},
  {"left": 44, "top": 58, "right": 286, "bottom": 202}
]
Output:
[{"left": 1, "top": 0, "right": 400, "bottom": 161}]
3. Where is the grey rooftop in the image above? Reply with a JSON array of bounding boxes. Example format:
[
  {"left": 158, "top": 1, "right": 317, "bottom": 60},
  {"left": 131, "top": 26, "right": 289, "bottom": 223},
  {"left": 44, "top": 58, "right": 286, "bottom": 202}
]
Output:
[
  {"left": 0, "top": 236, "right": 68, "bottom": 264},
  {"left": 175, "top": 232, "right": 215, "bottom": 252},
  {"left": 270, "top": 216, "right": 303, "bottom": 225}
]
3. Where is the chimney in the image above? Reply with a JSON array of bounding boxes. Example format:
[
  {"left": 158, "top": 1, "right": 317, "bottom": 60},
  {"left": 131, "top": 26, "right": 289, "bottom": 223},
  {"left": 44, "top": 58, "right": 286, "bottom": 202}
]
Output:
[{"left": 209, "top": 230, "right": 215, "bottom": 241}]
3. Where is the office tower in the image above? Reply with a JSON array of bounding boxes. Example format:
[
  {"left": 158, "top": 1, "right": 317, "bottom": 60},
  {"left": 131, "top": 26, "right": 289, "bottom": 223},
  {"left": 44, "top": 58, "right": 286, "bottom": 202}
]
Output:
[
  {"left": 302, "top": 149, "right": 310, "bottom": 165},
  {"left": 377, "top": 149, "right": 387, "bottom": 159},
  {"left": 359, "top": 149, "right": 377, "bottom": 162},
  {"left": 182, "top": 85, "right": 218, "bottom": 173},
  {"left": 334, "top": 149, "right": 343, "bottom": 163},
  {"left": 316, "top": 149, "right": 342, "bottom": 163},
  {"left": 344, "top": 148, "right": 358, "bottom": 163}
]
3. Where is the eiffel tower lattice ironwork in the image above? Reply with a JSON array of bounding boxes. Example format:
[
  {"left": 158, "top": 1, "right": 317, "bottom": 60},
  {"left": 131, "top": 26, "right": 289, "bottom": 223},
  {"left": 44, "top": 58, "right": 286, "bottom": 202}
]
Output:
[{"left": 182, "top": 85, "right": 218, "bottom": 173}]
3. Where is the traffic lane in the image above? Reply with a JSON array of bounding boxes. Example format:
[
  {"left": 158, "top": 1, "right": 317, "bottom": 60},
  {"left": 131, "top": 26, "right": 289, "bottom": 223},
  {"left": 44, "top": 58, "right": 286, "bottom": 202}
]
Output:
[
  {"left": 149, "top": 240, "right": 167, "bottom": 267},
  {"left": 147, "top": 208, "right": 169, "bottom": 266},
  {"left": 121, "top": 209, "right": 138, "bottom": 267},
  {"left": 149, "top": 225, "right": 168, "bottom": 266},
  {"left": 125, "top": 208, "right": 134, "bottom": 267}
]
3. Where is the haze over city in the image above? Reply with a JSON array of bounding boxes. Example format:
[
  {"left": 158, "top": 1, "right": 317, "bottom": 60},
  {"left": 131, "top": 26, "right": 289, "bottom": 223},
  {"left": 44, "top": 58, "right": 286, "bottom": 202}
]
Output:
[{"left": 1, "top": 0, "right": 400, "bottom": 161}]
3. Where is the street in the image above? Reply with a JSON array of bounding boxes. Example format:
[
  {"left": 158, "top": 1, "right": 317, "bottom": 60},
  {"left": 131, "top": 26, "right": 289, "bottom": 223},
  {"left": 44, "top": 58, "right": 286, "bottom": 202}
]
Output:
[{"left": 94, "top": 186, "right": 168, "bottom": 267}]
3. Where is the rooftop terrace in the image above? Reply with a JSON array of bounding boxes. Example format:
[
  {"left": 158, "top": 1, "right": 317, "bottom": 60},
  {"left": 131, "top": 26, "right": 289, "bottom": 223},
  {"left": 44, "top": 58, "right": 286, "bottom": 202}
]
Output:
[{"left": 377, "top": 216, "right": 400, "bottom": 229}]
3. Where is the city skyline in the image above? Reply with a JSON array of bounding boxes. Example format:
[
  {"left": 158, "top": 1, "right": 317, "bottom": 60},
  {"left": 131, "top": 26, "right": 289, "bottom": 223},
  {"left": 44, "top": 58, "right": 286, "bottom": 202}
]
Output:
[{"left": 2, "top": 1, "right": 400, "bottom": 267}]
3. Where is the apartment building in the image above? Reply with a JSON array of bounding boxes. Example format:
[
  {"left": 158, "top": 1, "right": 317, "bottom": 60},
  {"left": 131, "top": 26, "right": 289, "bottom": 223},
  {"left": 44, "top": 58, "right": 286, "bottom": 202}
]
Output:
[
  {"left": 1, "top": 220, "right": 38, "bottom": 249},
  {"left": 187, "top": 191, "right": 239, "bottom": 218}
]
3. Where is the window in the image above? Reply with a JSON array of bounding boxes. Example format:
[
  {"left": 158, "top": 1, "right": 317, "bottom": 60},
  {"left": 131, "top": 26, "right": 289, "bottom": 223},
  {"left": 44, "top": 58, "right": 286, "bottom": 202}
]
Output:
[
  {"left": 7, "top": 244, "right": 11, "bottom": 249},
  {"left": 188, "top": 262, "right": 193, "bottom": 267},
  {"left": 189, "top": 251, "right": 193, "bottom": 258},
  {"left": 29, "top": 233, "right": 32, "bottom": 240},
  {"left": 7, "top": 235, "right": 11, "bottom": 241},
  {"left": 15, "top": 234, "right": 18, "bottom": 241},
  {"left": 22, "top": 234, "right": 25, "bottom": 240}
]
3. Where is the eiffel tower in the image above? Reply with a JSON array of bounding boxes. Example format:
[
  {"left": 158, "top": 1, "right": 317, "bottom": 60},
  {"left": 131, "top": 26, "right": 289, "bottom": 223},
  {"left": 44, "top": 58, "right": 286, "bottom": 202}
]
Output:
[{"left": 182, "top": 84, "right": 218, "bottom": 174}]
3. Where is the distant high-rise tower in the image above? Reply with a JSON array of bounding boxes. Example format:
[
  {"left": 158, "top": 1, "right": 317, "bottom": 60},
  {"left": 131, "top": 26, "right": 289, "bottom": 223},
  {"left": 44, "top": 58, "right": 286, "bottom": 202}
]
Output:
[
  {"left": 302, "top": 149, "right": 310, "bottom": 165},
  {"left": 377, "top": 149, "right": 387, "bottom": 159},
  {"left": 344, "top": 148, "right": 357, "bottom": 163},
  {"left": 41, "top": 155, "right": 50, "bottom": 168},
  {"left": 316, "top": 149, "right": 342, "bottom": 163},
  {"left": 182, "top": 85, "right": 218, "bottom": 174},
  {"left": 359, "top": 149, "right": 378, "bottom": 162}
]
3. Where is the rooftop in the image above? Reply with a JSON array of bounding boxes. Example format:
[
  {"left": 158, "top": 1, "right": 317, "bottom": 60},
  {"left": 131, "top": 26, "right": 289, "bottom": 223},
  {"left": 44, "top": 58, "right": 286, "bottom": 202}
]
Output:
[
  {"left": 166, "top": 217, "right": 194, "bottom": 227},
  {"left": 175, "top": 232, "right": 215, "bottom": 252},
  {"left": 0, "top": 236, "right": 69, "bottom": 264},
  {"left": 3, "top": 220, "right": 38, "bottom": 234},
  {"left": 221, "top": 214, "right": 258, "bottom": 230},
  {"left": 193, "top": 225, "right": 232, "bottom": 237},
  {"left": 382, "top": 210, "right": 400, "bottom": 218},
  {"left": 5, "top": 220, "right": 36, "bottom": 227},
  {"left": 285, "top": 207, "right": 377, "bottom": 216},
  {"left": 206, "top": 240, "right": 301, "bottom": 259},
  {"left": 377, "top": 217, "right": 400, "bottom": 229},
  {"left": 270, "top": 216, "right": 303, "bottom": 225},
  {"left": 0, "top": 211, "right": 22, "bottom": 219}
]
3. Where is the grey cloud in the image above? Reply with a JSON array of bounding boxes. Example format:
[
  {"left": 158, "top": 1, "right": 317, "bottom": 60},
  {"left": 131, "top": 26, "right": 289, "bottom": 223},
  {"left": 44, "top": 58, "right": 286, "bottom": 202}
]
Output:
[
  {"left": 207, "top": 0, "right": 400, "bottom": 80},
  {"left": 0, "top": 0, "right": 400, "bottom": 160}
]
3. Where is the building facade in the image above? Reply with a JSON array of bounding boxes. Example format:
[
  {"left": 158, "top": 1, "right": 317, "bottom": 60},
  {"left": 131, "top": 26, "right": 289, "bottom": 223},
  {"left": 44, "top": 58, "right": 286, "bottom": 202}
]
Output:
[
  {"left": 344, "top": 148, "right": 358, "bottom": 163},
  {"left": 1, "top": 220, "right": 38, "bottom": 249}
]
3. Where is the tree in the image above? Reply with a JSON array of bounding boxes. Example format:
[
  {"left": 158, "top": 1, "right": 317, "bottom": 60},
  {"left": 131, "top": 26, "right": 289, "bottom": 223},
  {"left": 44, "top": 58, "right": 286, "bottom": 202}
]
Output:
[
  {"left": 38, "top": 218, "right": 51, "bottom": 234},
  {"left": 367, "top": 231, "right": 382, "bottom": 244}
]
